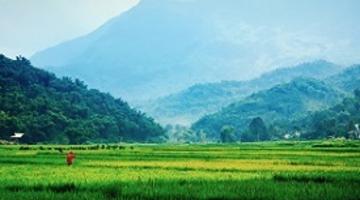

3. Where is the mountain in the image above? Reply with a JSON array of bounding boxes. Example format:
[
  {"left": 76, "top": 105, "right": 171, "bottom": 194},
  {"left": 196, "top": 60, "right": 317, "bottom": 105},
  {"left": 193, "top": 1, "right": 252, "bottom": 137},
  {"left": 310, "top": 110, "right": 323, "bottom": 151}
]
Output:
[
  {"left": 31, "top": 0, "right": 222, "bottom": 101},
  {"left": 30, "top": 0, "right": 358, "bottom": 102},
  {"left": 0, "top": 54, "right": 164, "bottom": 144},
  {"left": 287, "top": 65, "right": 360, "bottom": 139},
  {"left": 141, "top": 60, "right": 342, "bottom": 125},
  {"left": 191, "top": 78, "right": 343, "bottom": 140},
  {"left": 326, "top": 65, "right": 360, "bottom": 92},
  {"left": 293, "top": 89, "right": 360, "bottom": 140}
]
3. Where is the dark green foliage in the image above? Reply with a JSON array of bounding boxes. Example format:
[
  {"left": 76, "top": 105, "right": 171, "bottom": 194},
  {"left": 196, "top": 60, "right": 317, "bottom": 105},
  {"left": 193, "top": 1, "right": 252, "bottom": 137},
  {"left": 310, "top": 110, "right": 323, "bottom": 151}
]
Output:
[
  {"left": 296, "top": 89, "right": 360, "bottom": 139},
  {"left": 355, "top": 89, "right": 360, "bottom": 98},
  {"left": 6, "top": 183, "right": 76, "bottom": 193},
  {"left": 0, "top": 55, "right": 164, "bottom": 144},
  {"left": 220, "top": 125, "right": 236, "bottom": 143},
  {"left": 245, "top": 117, "right": 269, "bottom": 142},
  {"left": 102, "top": 184, "right": 122, "bottom": 199},
  {"left": 192, "top": 78, "right": 343, "bottom": 140}
]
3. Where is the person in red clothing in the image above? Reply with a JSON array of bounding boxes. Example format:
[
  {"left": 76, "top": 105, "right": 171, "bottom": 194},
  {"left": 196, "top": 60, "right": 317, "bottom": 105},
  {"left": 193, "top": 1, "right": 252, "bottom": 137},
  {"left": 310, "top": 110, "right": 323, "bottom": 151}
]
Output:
[{"left": 66, "top": 151, "right": 76, "bottom": 166}]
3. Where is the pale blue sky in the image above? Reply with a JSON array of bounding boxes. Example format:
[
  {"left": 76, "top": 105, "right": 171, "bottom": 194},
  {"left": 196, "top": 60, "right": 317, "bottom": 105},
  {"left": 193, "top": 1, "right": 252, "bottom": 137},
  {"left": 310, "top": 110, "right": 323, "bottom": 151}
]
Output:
[{"left": 0, "top": 0, "right": 139, "bottom": 58}]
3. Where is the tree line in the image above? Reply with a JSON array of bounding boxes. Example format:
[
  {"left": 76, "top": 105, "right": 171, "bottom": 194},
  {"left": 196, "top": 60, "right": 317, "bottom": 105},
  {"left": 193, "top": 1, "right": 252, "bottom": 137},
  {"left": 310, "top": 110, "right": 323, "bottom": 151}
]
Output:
[{"left": 0, "top": 55, "right": 165, "bottom": 144}]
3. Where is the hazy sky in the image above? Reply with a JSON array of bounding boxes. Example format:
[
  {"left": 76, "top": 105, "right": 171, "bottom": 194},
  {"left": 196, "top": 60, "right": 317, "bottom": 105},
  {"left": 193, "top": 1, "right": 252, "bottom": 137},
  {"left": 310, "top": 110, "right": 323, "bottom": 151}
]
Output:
[{"left": 0, "top": 0, "right": 139, "bottom": 58}]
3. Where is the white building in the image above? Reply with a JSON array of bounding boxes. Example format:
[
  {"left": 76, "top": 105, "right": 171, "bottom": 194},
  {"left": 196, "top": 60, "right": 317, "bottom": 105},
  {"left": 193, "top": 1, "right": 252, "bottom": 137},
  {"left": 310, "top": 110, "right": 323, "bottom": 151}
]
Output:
[{"left": 10, "top": 133, "right": 24, "bottom": 139}]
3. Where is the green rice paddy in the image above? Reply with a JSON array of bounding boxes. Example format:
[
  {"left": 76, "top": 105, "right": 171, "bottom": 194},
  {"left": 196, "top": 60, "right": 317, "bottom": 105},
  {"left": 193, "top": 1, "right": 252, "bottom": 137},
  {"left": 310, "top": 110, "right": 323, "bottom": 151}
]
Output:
[{"left": 0, "top": 140, "right": 359, "bottom": 199}]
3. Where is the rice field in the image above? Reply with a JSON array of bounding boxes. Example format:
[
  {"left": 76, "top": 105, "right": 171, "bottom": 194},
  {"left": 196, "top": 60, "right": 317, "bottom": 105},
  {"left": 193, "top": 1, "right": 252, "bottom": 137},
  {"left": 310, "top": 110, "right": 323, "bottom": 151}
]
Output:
[{"left": 0, "top": 140, "right": 359, "bottom": 199}]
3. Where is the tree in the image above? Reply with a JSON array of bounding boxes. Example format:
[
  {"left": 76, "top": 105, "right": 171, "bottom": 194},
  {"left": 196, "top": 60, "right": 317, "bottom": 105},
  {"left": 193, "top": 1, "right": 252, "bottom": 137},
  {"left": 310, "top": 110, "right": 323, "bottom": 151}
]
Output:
[
  {"left": 220, "top": 125, "right": 236, "bottom": 143},
  {"left": 0, "top": 54, "right": 165, "bottom": 144},
  {"left": 248, "top": 117, "right": 269, "bottom": 141},
  {"left": 241, "top": 130, "right": 256, "bottom": 142},
  {"left": 355, "top": 89, "right": 360, "bottom": 99}
]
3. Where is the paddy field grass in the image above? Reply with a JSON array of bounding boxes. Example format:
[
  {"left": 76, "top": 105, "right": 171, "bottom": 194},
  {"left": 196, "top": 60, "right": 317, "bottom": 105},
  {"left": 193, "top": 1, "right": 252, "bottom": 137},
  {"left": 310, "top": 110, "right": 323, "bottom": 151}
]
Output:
[{"left": 0, "top": 140, "right": 359, "bottom": 199}]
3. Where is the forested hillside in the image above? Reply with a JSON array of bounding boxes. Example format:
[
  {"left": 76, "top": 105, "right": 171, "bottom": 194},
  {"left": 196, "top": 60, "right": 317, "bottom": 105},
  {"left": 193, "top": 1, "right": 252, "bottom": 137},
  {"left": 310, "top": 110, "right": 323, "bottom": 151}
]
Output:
[
  {"left": 0, "top": 55, "right": 164, "bottom": 144},
  {"left": 294, "top": 91, "right": 360, "bottom": 140},
  {"left": 142, "top": 60, "right": 341, "bottom": 125},
  {"left": 326, "top": 65, "right": 360, "bottom": 92},
  {"left": 192, "top": 78, "right": 343, "bottom": 141}
]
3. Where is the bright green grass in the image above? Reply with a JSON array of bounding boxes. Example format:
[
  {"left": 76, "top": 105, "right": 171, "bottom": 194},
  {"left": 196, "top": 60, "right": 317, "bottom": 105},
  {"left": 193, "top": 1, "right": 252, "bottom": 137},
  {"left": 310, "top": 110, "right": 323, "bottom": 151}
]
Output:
[{"left": 0, "top": 140, "right": 359, "bottom": 199}]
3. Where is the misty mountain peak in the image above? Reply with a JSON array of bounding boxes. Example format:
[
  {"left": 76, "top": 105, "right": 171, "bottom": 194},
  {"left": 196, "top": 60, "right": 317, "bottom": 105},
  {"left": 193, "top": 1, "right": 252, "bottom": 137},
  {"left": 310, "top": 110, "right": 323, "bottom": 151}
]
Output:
[{"left": 31, "top": 0, "right": 359, "bottom": 102}]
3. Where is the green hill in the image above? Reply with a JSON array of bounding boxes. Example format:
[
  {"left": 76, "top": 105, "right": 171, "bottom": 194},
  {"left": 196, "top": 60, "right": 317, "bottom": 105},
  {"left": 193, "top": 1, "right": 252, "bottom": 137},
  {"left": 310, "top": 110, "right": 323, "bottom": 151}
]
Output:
[
  {"left": 294, "top": 89, "right": 360, "bottom": 139},
  {"left": 0, "top": 55, "right": 164, "bottom": 144},
  {"left": 142, "top": 60, "right": 341, "bottom": 125},
  {"left": 192, "top": 78, "right": 343, "bottom": 141},
  {"left": 326, "top": 65, "right": 360, "bottom": 92}
]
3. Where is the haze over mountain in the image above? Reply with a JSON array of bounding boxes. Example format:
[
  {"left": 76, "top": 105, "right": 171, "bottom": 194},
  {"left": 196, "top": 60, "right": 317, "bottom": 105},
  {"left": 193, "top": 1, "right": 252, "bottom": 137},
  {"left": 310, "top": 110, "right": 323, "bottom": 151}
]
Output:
[
  {"left": 141, "top": 60, "right": 342, "bottom": 125},
  {"left": 326, "top": 65, "right": 360, "bottom": 92},
  {"left": 31, "top": 0, "right": 360, "bottom": 102}
]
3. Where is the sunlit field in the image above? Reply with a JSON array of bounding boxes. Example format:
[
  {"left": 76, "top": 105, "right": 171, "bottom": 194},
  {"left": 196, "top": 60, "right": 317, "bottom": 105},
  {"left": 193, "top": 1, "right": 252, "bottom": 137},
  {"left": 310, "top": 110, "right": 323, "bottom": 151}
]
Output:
[{"left": 0, "top": 140, "right": 359, "bottom": 200}]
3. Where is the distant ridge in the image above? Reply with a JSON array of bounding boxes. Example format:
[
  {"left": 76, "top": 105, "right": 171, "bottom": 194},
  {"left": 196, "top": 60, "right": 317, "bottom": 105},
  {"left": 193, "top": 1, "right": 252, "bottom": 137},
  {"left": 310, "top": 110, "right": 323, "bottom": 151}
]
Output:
[
  {"left": 141, "top": 60, "right": 342, "bottom": 125},
  {"left": 30, "top": 0, "right": 355, "bottom": 102},
  {"left": 191, "top": 77, "right": 344, "bottom": 140}
]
